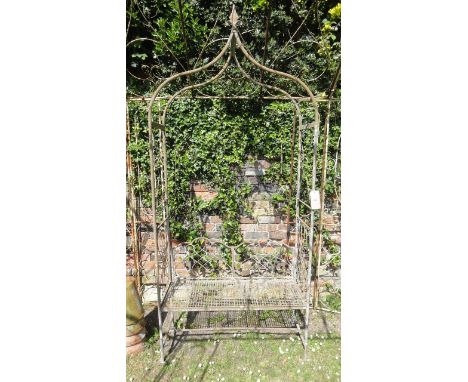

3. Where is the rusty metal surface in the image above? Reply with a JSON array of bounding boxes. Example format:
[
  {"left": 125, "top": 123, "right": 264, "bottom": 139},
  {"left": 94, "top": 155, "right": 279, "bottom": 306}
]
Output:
[
  {"left": 172, "top": 238, "right": 296, "bottom": 279},
  {"left": 163, "top": 278, "right": 306, "bottom": 312}
]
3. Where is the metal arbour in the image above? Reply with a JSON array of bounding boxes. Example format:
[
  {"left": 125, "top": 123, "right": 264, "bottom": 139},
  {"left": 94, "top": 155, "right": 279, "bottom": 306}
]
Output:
[{"left": 147, "top": 6, "right": 321, "bottom": 363}]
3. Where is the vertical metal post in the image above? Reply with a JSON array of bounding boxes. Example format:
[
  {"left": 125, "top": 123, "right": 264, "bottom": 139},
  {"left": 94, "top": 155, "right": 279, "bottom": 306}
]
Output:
[
  {"left": 288, "top": 109, "right": 298, "bottom": 280},
  {"left": 294, "top": 113, "right": 303, "bottom": 282},
  {"left": 304, "top": 116, "right": 320, "bottom": 357},
  {"left": 314, "top": 64, "right": 340, "bottom": 307},
  {"left": 126, "top": 103, "right": 142, "bottom": 292},
  {"left": 148, "top": 100, "right": 166, "bottom": 364},
  {"left": 160, "top": 106, "right": 174, "bottom": 284},
  {"left": 304, "top": 217, "right": 314, "bottom": 356}
]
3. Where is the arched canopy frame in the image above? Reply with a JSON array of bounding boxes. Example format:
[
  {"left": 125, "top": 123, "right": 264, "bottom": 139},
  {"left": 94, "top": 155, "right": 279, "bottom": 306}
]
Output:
[{"left": 145, "top": 6, "right": 323, "bottom": 363}]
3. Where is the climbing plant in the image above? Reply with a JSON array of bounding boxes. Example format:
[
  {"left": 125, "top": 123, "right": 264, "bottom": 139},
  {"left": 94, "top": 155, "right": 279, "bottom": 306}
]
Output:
[
  {"left": 127, "top": 0, "right": 341, "bottom": 96},
  {"left": 128, "top": 98, "right": 328, "bottom": 241},
  {"left": 126, "top": 0, "right": 341, "bottom": 244}
]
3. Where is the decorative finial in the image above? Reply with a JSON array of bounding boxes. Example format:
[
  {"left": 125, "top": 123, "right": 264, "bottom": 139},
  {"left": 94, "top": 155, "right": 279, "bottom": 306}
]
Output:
[{"left": 229, "top": 4, "right": 239, "bottom": 27}]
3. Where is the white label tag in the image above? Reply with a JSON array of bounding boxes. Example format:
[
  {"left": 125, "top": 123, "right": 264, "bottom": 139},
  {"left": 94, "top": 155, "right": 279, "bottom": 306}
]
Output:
[{"left": 310, "top": 190, "right": 320, "bottom": 210}]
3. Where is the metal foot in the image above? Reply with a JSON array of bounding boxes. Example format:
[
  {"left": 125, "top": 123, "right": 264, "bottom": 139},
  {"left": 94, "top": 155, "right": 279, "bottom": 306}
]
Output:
[
  {"left": 159, "top": 334, "right": 165, "bottom": 364},
  {"left": 296, "top": 323, "right": 306, "bottom": 349},
  {"left": 157, "top": 305, "right": 165, "bottom": 363}
]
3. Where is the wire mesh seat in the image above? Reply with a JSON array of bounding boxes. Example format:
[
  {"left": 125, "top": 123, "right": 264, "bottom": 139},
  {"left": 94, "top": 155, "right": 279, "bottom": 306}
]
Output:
[{"left": 163, "top": 278, "right": 307, "bottom": 312}]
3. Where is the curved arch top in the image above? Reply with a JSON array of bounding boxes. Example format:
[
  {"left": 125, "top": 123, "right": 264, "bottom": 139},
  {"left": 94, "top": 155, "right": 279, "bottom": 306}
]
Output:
[{"left": 147, "top": 6, "right": 320, "bottom": 133}]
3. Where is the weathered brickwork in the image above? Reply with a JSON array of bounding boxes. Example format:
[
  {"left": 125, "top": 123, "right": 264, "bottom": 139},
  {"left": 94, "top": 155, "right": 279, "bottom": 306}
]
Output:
[
  {"left": 126, "top": 160, "right": 341, "bottom": 291},
  {"left": 200, "top": 213, "right": 290, "bottom": 243}
]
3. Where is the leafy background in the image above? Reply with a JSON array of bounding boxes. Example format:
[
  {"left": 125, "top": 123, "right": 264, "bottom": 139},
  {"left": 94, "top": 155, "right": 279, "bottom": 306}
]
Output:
[{"left": 126, "top": 0, "right": 341, "bottom": 243}]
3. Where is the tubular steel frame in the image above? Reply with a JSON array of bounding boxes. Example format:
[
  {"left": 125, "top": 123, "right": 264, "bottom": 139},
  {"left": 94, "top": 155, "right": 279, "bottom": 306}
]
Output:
[{"left": 146, "top": 6, "right": 322, "bottom": 363}]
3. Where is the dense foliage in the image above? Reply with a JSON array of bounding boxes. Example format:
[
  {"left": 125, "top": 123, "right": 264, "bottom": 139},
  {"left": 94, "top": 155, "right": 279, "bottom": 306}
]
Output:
[
  {"left": 127, "top": 0, "right": 340, "bottom": 95},
  {"left": 126, "top": 0, "right": 341, "bottom": 242}
]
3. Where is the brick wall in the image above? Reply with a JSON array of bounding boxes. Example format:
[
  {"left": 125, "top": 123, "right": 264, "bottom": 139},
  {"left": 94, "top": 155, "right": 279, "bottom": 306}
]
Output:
[
  {"left": 126, "top": 159, "right": 341, "bottom": 289},
  {"left": 193, "top": 160, "right": 290, "bottom": 244},
  {"left": 317, "top": 205, "right": 341, "bottom": 293},
  {"left": 202, "top": 214, "right": 290, "bottom": 242}
]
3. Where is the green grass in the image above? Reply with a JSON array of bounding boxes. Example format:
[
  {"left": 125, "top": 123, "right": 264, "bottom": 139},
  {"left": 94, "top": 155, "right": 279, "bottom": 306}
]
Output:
[{"left": 127, "top": 331, "right": 340, "bottom": 382}]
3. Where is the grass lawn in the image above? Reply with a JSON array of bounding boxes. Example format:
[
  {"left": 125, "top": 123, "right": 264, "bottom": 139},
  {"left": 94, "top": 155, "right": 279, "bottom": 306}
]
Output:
[{"left": 127, "top": 312, "right": 340, "bottom": 382}]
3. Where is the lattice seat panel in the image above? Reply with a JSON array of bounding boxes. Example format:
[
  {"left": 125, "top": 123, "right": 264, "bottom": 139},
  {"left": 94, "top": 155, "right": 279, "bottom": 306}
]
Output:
[{"left": 163, "top": 278, "right": 306, "bottom": 312}]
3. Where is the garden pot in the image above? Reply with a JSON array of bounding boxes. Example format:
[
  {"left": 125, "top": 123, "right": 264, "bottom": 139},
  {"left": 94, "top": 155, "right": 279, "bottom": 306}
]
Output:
[
  {"left": 126, "top": 341, "right": 145, "bottom": 355},
  {"left": 126, "top": 318, "right": 146, "bottom": 336},
  {"left": 126, "top": 277, "right": 144, "bottom": 324},
  {"left": 126, "top": 330, "right": 146, "bottom": 347},
  {"left": 126, "top": 277, "right": 146, "bottom": 354}
]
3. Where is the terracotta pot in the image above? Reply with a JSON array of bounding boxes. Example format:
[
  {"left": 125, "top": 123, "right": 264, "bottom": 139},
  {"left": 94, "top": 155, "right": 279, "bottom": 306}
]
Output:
[
  {"left": 126, "top": 341, "right": 145, "bottom": 355},
  {"left": 126, "top": 331, "right": 146, "bottom": 347}
]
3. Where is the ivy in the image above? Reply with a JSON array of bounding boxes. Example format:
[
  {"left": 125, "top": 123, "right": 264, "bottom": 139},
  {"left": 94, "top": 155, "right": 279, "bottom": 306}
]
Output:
[
  {"left": 128, "top": 96, "right": 337, "bottom": 245},
  {"left": 127, "top": 0, "right": 341, "bottom": 95},
  {"left": 126, "top": 0, "right": 341, "bottom": 246}
]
